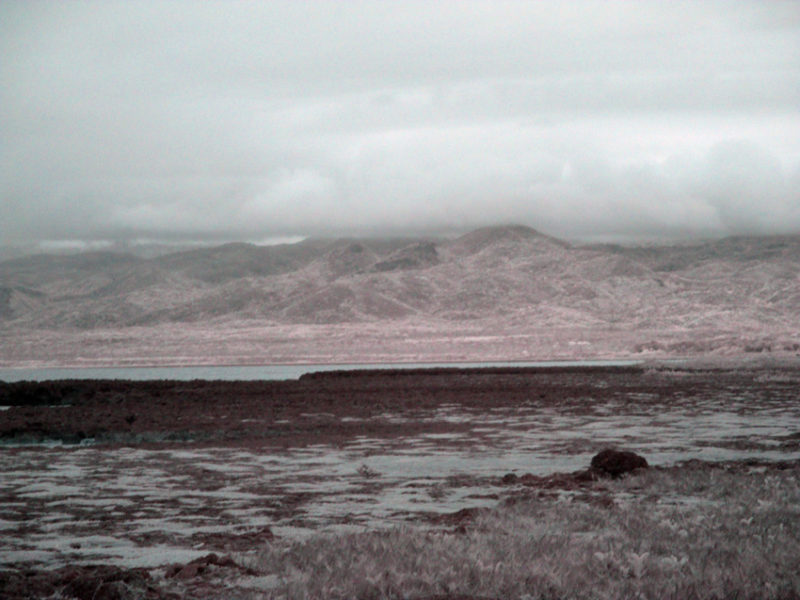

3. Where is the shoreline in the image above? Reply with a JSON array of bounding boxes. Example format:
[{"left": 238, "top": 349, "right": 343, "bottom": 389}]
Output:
[
  {"left": 3, "top": 353, "right": 800, "bottom": 380},
  {"left": 2, "top": 365, "right": 799, "bottom": 598}
]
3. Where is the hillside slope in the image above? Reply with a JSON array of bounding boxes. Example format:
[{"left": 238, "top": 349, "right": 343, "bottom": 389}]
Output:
[{"left": 1, "top": 226, "right": 799, "bottom": 364}]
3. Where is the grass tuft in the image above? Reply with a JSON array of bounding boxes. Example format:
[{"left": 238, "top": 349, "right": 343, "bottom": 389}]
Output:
[{"left": 243, "top": 463, "right": 800, "bottom": 599}]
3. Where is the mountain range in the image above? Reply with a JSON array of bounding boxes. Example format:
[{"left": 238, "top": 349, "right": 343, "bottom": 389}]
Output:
[{"left": 1, "top": 225, "right": 799, "bottom": 365}]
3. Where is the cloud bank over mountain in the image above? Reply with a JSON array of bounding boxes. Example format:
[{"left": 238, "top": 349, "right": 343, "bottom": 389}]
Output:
[{"left": 2, "top": 1, "right": 799, "bottom": 246}]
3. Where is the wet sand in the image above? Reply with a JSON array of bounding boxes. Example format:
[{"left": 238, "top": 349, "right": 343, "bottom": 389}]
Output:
[{"left": 2, "top": 365, "right": 800, "bottom": 598}]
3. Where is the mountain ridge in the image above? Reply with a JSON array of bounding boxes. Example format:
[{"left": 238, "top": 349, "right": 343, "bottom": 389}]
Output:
[{"left": 1, "top": 226, "right": 799, "bottom": 361}]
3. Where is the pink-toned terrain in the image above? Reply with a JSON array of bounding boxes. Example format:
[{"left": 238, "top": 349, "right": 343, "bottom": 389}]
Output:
[
  {"left": 1, "top": 225, "right": 799, "bottom": 367},
  {"left": 2, "top": 226, "right": 800, "bottom": 597}
]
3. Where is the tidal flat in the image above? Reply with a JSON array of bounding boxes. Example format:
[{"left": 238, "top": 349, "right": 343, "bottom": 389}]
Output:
[{"left": 1, "top": 364, "right": 799, "bottom": 599}]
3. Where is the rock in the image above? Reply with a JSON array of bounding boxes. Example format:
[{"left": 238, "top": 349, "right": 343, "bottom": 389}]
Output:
[
  {"left": 166, "top": 553, "right": 252, "bottom": 580},
  {"left": 590, "top": 448, "right": 648, "bottom": 477},
  {"left": 172, "top": 563, "right": 202, "bottom": 580},
  {"left": 500, "top": 473, "right": 518, "bottom": 484},
  {"left": 189, "top": 553, "right": 237, "bottom": 569}
]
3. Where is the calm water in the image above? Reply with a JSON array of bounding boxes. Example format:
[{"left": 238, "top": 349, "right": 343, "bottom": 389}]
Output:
[{"left": 0, "top": 360, "right": 641, "bottom": 382}]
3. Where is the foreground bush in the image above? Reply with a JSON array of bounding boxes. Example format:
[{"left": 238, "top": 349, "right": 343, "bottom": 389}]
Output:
[{"left": 245, "top": 462, "right": 800, "bottom": 599}]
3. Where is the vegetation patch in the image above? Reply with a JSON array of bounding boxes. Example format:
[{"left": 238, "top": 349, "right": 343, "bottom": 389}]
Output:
[{"left": 243, "top": 462, "right": 800, "bottom": 600}]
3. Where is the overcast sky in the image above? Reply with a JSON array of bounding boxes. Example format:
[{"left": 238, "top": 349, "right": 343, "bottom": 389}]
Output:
[{"left": 2, "top": 1, "right": 799, "bottom": 247}]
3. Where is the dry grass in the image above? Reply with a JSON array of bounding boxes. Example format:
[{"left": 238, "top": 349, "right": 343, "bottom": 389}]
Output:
[{"left": 243, "top": 462, "right": 800, "bottom": 599}]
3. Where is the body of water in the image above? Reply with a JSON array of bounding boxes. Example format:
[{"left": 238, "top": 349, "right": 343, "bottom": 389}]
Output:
[{"left": 0, "top": 360, "right": 642, "bottom": 382}]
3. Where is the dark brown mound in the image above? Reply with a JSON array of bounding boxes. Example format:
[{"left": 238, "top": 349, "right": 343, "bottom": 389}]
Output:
[{"left": 591, "top": 448, "right": 648, "bottom": 477}]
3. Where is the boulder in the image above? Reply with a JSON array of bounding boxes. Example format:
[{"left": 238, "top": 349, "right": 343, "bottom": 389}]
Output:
[
  {"left": 500, "top": 473, "right": 518, "bottom": 485},
  {"left": 590, "top": 449, "right": 648, "bottom": 477}
]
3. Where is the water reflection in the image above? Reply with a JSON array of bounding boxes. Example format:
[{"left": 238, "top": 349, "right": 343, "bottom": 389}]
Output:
[
  {"left": 0, "top": 360, "right": 641, "bottom": 382},
  {"left": 2, "top": 389, "right": 798, "bottom": 568}
]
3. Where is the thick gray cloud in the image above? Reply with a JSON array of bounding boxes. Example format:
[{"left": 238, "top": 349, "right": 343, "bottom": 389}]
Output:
[{"left": 1, "top": 1, "right": 799, "bottom": 246}]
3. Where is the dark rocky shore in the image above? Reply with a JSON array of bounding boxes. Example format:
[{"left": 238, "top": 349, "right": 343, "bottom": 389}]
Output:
[{"left": 2, "top": 364, "right": 794, "bottom": 448}]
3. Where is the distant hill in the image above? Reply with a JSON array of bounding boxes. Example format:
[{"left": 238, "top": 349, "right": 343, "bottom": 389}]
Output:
[{"left": 1, "top": 226, "right": 799, "bottom": 361}]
